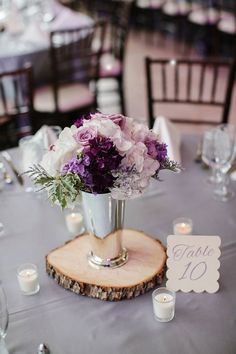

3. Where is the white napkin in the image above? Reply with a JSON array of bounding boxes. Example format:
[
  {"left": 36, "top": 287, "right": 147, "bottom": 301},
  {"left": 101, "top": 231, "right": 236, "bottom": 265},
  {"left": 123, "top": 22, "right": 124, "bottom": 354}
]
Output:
[
  {"left": 152, "top": 116, "right": 181, "bottom": 164},
  {"left": 31, "top": 125, "right": 59, "bottom": 150},
  {"left": 19, "top": 126, "right": 59, "bottom": 170}
]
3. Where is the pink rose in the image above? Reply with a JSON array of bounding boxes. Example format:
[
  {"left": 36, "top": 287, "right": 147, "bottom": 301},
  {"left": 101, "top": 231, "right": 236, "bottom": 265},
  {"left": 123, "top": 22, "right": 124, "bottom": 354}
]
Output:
[
  {"left": 122, "top": 142, "right": 147, "bottom": 173},
  {"left": 91, "top": 112, "right": 125, "bottom": 127},
  {"left": 108, "top": 114, "right": 125, "bottom": 127},
  {"left": 73, "top": 127, "right": 97, "bottom": 146},
  {"left": 132, "top": 123, "right": 149, "bottom": 143},
  {"left": 142, "top": 158, "right": 160, "bottom": 177}
]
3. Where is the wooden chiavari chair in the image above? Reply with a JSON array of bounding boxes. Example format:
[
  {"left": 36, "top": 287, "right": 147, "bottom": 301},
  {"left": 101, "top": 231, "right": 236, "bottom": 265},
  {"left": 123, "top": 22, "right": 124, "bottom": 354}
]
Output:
[
  {"left": 145, "top": 57, "right": 236, "bottom": 129},
  {"left": 97, "top": 1, "right": 134, "bottom": 115},
  {"left": 33, "top": 21, "right": 106, "bottom": 131},
  {"left": 0, "top": 65, "right": 33, "bottom": 149}
]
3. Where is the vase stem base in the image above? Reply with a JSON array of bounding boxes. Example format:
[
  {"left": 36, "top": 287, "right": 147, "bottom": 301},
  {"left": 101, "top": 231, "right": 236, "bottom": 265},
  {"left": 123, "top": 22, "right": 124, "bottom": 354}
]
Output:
[{"left": 87, "top": 248, "right": 128, "bottom": 269}]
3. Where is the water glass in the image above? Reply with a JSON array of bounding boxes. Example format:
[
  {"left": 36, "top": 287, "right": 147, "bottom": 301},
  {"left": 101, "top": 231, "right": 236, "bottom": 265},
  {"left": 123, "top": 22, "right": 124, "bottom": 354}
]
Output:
[
  {"left": 19, "top": 135, "right": 42, "bottom": 192},
  {"left": 202, "top": 125, "right": 236, "bottom": 201}
]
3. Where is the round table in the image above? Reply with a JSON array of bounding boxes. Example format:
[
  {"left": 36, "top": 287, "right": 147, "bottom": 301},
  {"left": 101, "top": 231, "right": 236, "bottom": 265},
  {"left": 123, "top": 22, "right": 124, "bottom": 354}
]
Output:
[{"left": 0, "top": 0, "right": 93, "bottom": 84}]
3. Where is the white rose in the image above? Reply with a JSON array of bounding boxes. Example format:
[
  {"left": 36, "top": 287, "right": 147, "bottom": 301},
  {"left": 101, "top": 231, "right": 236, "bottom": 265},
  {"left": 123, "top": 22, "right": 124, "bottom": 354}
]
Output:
[
  {"left": 83, "top": 117, "right": 119, "bottom": 139},
  {"left": 41, "top": 125, "right": 79, "bottom": 176}
]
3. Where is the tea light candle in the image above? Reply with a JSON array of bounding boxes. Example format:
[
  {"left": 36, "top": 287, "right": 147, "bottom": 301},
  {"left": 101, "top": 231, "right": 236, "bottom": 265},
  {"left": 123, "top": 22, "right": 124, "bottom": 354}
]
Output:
[
  {"left": 173, "top": 217, "right": 193, "bottom": 235},
  {"left": 17, "top": 264, "right": 40, "bottom": 295},
  {"left": 152, "top": 287, "right": 176, "bottom": 322},
  {"left": 65, "top": 212, "right": 84, "bottom": 234}
]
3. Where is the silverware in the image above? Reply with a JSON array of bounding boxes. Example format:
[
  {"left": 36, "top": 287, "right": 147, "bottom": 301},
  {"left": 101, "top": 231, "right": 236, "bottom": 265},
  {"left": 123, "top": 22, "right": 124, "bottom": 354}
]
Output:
[
  {"left": 37, "top": 343, "right": 50, "bottom": 354},
  {"left": 1, "top": 152, "right": 24, "bottom": 186},
  {"left": 0, "top": 162, "right": 13, "bottom": 184}
]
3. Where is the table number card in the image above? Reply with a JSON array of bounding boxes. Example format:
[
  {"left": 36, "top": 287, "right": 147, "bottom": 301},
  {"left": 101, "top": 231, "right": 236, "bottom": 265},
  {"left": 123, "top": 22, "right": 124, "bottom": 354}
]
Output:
[{"left": 166, "top": 235, "right": 221, "bottom": 293}]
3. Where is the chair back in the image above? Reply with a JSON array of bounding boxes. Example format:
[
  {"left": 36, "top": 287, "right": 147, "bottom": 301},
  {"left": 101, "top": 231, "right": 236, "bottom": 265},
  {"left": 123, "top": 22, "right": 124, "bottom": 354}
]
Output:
[
  {"left": 0, "top": 65, "right": 33, "bottom": 148},
  {"left": 0, "top": 65, "right": 33, "bottom": 118},
  {"left": 145, "top": 57, "right": 236, "bottom": 128},
  {"left": 109, "top": 1, "right": 133, "bottom": 62},
  {"left": 50, "top": 21, "right": 106, "bottom": 112}
]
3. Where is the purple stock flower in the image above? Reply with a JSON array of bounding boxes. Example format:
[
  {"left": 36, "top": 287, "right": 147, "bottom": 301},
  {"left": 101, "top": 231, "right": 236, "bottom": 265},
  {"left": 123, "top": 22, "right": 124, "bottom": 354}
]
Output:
[
  {"left": 145, "top": 139, "right": 168, "bottom": 165},
  {"left": 74, "top": 113, "right": 92, "bottom": 128},
  {"left": 156, "top": 143, "right": 168, "bottom": 163},
  {"left": 62, "top": 136, "right": 123, "bottom": 193}
]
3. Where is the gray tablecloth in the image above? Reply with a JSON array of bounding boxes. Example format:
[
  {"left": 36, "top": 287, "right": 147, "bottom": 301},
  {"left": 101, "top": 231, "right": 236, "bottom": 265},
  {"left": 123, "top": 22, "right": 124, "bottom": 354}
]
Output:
[{"left": 0, "top": 135, "right": 236, "bottom": 354}]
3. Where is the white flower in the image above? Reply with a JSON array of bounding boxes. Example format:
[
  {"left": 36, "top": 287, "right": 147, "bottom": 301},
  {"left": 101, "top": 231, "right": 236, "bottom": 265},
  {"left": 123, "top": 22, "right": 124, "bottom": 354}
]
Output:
[
  {"left": 83, "top": 117, "right": 119, "bottom": 138},
  {"left": 132, "top": 122, "right": 149, "bottom": 142},
  {"left": 41, "top": 126, "right": 79, "bottom": 176},
  {"left": 54, "top": 126, "right": 78, "bottom": 150}
]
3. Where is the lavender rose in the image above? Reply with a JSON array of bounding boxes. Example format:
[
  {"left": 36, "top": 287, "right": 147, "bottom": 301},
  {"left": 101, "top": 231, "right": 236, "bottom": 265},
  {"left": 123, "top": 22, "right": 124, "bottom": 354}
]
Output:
[{"left": 73, "top": 127, "right": 97, "bottom": 146}]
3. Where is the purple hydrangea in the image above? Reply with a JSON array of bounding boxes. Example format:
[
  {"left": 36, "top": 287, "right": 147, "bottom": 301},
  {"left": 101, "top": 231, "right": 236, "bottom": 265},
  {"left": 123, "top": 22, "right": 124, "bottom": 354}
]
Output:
[
  {"left": 62, "top": 136, "right": 123, "bottom": 193},
  {"left": 145, "top": 140, "right": 168, "bottom": 165}
]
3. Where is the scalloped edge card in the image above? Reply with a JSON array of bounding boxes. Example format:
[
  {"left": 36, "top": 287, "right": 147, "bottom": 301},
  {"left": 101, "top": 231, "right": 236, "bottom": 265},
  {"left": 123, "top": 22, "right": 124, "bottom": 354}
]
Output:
[{"left": 166, "top": 235, "right": 221, "bottom": 293}]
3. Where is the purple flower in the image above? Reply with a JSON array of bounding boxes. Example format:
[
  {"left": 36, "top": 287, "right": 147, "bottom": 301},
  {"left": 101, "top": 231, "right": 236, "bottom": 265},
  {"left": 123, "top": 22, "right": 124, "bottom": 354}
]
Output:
[
  {"left": 156, "top": 143, "right": 168, "bottom": 163},
  {"left": 62, "top": 136, "right": 123, "bottom": 194},
  {"left": 73, "top": 127, "right": 97, "bottom": 146},
  {"left": 74, "top": 113, "right": 92, "bottom": 128},
  {"left": 145, "top": 141, "right": 158, "bottom": 159},
  {"left": 145, "top": 138, "right": 167, "bottom": 164}
]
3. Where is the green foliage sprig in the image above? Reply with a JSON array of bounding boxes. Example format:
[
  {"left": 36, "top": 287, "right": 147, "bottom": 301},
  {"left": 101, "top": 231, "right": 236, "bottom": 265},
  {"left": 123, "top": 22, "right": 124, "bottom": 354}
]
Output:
[{"left": 27, "top": 165, "right": 84, "bottom": 209}]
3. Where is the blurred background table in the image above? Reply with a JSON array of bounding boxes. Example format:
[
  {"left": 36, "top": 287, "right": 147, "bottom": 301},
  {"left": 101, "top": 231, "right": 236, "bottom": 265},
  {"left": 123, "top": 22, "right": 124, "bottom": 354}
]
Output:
[{"left": 0, "top": 0, "right": 93, "bottom": 84}]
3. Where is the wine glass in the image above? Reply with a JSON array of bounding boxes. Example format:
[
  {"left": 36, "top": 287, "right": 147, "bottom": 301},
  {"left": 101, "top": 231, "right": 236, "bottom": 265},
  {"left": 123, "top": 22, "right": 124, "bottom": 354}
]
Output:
[
  {"left": 0, "top": 284, "right": 9, "bottom": 352},
  {"left": 202, "top": 125, "right": 236, "bottom": 201}
]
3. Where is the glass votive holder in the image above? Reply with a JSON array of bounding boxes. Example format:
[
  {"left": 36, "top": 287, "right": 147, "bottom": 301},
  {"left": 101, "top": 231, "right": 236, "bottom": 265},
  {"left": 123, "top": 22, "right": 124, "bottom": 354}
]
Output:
[
  {"left": 173, "top": 217, "right": 193, "bottom": 235},
  {"left": 17, "top": 263, "right": 40, "bottom": 295},
  {"left": 65, "top": 207, "right": 85, "bottom": 236},
  {"left": 152, "top": 287, "right": 176, "bottom": 322}
]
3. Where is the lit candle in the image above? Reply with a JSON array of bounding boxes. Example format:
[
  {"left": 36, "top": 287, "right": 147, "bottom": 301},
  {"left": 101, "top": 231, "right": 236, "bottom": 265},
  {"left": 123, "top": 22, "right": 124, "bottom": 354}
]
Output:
[
  {"left": 173, "top": 217, "right": 193, "bottom": 235},
  {"left": 152, "top": 287, "right": 176, "bottom": 322},
  {"left": 65, "top": 212, "right": 84, "bottom": 235},
  {"left": 17, "top": 264, "right": 40, "bottom": 295}
]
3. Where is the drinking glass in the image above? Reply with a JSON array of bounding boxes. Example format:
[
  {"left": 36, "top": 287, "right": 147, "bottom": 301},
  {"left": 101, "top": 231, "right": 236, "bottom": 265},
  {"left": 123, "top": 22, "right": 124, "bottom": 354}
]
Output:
[
  {"left": 0, "top": 284, "right": 9, "bottom": 344},
  {"left": 19, "top": 135, "right": 42, "bottom": 193},
  {"left": 202, "top": 125, "right": 236, "bottom": 201}
]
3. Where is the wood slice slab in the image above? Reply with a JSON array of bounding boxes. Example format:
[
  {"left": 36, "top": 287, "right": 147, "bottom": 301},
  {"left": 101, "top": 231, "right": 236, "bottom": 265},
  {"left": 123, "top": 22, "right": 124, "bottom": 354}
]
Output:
[{"left": 46, "top": 229, "right": 166, "bottom": 301}]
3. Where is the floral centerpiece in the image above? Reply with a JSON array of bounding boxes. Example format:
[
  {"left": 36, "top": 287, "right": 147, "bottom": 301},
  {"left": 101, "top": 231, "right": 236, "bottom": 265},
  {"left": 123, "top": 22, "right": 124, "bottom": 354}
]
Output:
[
  {"left": 29, "top": 112, "right": 179, "bottom": 208},
  {"left": 29, "top": 112, "right": 179, "bottom": 269}
]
